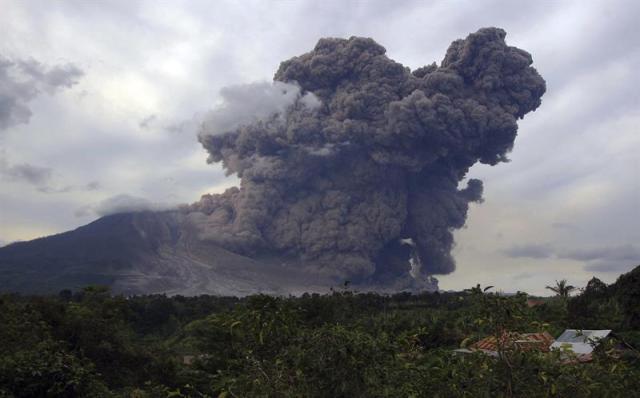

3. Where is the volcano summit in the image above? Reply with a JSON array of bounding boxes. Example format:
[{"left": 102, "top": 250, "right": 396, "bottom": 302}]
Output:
[{"left": 0, "top": 28, "right": 545, "bottom": 295}]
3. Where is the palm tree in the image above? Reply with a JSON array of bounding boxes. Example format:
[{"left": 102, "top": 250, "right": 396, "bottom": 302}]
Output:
[{"left": 545, "top": 279, "right": 576, "bottom": 298}]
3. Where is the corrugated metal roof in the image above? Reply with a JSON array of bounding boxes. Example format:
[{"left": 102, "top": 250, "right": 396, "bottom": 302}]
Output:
[{"left": 550, "top": 329, "right": 611, "bottom": 355}]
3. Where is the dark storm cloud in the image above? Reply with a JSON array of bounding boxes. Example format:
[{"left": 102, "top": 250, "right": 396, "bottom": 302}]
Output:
[
  {"left": 37, "top": 181, "right": 101, "bottom": 194},
  {"left": 188, "top": 28, "right": 545, "bottom": 285},
  {"left": 0, "top": 156, "right": 100, "bottom": 193},
  {"left": 503, "top": 244, "right": 553, "bottom": 259},
  {"left": 513, "top": 272, "right": 535, "bottom": 281},
  {"left": 139, "top": 114, "right": 157, "bottom": 129},
  {"left": 504, "top": 242, "right": 640, "bottom": 274},
  {"left": 0, "top": 56, "right": 84, "bottom": 193},
  {"left": 562, "top": 244, "right": 640, "bottom": 273},
  {"left": 85, "top": 181, "right": 101, "bottom": 191},
  {"left": 584, "top": 260, "right": 639, "bottom": 273},
  {"left": 0, "top": 160, "right": 52, "bottom": 186},
  {"left": 0, "top": 56, "right": 83, "bottom": 131}
]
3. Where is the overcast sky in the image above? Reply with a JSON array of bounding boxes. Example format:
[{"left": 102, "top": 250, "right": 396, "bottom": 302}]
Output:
[{"left": 0, "top": 0, "right": 638, "bottom": 295}]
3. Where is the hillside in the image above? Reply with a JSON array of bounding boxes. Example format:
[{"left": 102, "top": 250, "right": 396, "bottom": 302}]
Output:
[{"left": 0, "top": 211, "right": 337, "bottom": 295}]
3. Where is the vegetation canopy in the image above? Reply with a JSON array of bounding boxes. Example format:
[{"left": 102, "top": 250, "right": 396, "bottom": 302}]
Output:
[{"left": 0, "top": 265, "right": 639, "bottom": 397}]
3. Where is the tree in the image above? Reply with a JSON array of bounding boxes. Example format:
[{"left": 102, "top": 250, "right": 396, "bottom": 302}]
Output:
[
  {"left": 613, "top": 264, "right": 640, "bottom": 328},
  {"left": 546, "top": 279, "right": 576, "bottom": 298},
  {"left": 567, "top": 277, "right": 623, "bottom": 329}
]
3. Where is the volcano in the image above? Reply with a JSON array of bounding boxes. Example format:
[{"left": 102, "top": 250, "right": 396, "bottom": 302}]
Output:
[
  {"left": 0, "top": 210, "right": 436, "bottom": 295},
  {"left": 0, "top": 27, "right": 545, "bottom": 295}
]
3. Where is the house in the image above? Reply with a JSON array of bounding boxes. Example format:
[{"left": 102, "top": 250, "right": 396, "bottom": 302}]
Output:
[
  {"left": 454, "top": 329, "right": 614, "bottom": 363},
  {"left": 550, "top": 329, "right": 612, "bottom": 362},
  {"left": 526, "top": 298, "right": 545, "bottom": 308},
  {"left": 550, "top": 329, "right": 611, "bottom": 354},
  {"left": 454, "top": 331, "right": 555, "bottom": 357}
]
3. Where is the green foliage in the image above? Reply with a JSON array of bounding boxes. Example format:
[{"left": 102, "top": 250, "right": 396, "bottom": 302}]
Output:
[
  {"left": 567, "top": 277, "right": 623, "bottom": 329},
  {"left": 613, "top": 265, "right": 640, "bottom": 328},
  {"left": 0, "top": 295, "right": 110, "bottom": 397},
  {"left": 546, "top": 279, "right": 577, "bottom": 298},
  {"left": 0, "top": 266, "right": 639, "bottom": 396},
  {"left": 0, "top": 340, "right": 110, "bottom": 398}
]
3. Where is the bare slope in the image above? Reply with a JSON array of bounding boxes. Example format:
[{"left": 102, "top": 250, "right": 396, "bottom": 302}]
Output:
[{"left": 0, "top": 211, "right": 337, "bottom": 295}]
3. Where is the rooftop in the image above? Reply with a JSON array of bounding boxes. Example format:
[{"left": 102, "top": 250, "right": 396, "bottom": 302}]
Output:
[
  {"left": 468, "top": 331, "right": 555, "bottom": 353},
  {"left": 550, "top": 329, "right": 612, "bottom": 355}
]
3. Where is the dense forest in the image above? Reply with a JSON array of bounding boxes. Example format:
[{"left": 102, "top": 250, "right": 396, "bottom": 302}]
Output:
[{"left": 1, "top": 265, "right": 639, "bottom": 397}]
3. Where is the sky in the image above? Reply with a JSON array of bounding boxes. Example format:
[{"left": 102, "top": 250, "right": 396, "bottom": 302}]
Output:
[{"left": 0, "top": 0, "right": 638, "bottom": 295}]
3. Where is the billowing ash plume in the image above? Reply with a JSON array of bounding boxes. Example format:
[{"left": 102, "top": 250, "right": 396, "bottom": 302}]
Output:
[{"left": 189, "top": 28, "right": 545, "bottom": 285}]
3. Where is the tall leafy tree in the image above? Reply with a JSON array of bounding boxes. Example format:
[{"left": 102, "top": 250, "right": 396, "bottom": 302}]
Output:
[{"left": 546, "top": 279, "right": 576, "bottom": 298}]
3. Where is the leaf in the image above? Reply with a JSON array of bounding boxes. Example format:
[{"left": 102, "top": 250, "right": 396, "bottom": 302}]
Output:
[{"left": 229, "top": 320, "right": 241, "bottom": 332}]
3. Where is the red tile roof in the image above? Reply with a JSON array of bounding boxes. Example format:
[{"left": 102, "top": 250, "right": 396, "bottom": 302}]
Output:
[
  {"left": 470, "top": 331, "right": 555, "bottom": 353},
  {"left": 526, "top": 299, "right": 545, "bottom": 307}
]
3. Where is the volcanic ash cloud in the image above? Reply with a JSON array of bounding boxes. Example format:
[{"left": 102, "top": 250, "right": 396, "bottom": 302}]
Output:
[{"left": 188, "top": 27, "right": 546, "bottom": 286}]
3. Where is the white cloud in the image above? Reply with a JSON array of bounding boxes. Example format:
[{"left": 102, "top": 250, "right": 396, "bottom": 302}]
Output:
[
  {"left": 77, "top": 193, "right": 174, "bottom": 217},
  {"left": 200, "top": 81, "right": 320, "bottom": 137}
]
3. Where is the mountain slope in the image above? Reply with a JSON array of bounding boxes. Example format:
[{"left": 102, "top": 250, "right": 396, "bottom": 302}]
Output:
[{"left": 0, "top": 211, "right": 335, "bottom": 295}]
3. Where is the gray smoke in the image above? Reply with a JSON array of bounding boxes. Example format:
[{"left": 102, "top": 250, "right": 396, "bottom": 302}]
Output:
[{"left": 190, "top": 28, "right": 546, "bottom": 285}]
